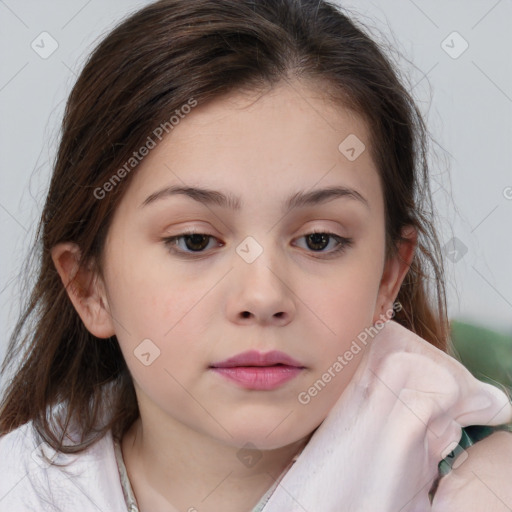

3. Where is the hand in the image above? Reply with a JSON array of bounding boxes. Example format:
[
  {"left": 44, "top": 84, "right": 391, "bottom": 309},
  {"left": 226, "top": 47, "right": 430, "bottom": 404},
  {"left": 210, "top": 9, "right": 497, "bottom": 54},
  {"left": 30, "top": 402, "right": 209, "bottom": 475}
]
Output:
[{"left": 261, "top": 320, "right": 512, "bottom": 512}]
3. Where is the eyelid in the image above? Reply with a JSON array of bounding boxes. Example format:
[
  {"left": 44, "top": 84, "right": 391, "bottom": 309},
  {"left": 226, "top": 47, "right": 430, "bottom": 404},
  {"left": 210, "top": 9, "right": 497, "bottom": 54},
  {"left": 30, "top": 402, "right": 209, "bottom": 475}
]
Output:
[
  {"left": 293, "top": 231, "right": 353, "bottom": 259},
  {"left": 162, "top": 230, "right": 222, "bottom": 256},
  {"left": 162, "top": 229, "right": 353, "bottom": 259}
]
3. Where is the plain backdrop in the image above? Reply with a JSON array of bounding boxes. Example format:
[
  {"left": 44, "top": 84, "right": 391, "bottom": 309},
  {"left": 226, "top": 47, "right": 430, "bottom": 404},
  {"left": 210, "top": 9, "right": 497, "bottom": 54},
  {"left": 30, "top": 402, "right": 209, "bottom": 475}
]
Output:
[{"left": 1, "top": 0, "right": 511, "bottom": 382}]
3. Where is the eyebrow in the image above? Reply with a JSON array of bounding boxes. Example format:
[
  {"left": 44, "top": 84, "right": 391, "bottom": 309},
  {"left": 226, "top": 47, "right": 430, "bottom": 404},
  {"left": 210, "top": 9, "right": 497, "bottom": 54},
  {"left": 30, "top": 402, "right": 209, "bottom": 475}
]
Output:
[{"left": 140, "top": 184, "right": 369, "bottom": 212}]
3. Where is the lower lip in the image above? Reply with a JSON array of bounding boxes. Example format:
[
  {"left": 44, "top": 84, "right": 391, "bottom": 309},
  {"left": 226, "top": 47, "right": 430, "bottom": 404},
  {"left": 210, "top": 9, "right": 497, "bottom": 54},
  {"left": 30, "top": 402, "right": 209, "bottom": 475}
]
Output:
[{"left": 210, "top": 366, "right": 303, "bottom": 390}]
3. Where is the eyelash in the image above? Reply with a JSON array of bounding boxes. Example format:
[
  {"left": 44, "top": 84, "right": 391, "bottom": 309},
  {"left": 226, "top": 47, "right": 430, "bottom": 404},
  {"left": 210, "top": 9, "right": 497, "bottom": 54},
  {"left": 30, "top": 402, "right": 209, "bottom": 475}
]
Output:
[{"left": 162, "top": 229, "right": 353, "bottom": 259}]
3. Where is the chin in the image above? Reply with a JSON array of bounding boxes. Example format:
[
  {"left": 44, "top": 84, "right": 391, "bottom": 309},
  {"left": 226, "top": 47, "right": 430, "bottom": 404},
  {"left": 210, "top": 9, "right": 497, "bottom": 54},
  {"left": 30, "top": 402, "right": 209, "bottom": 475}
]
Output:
[{"left": 216, "top": 421, "right": 313, "bottom": 451}]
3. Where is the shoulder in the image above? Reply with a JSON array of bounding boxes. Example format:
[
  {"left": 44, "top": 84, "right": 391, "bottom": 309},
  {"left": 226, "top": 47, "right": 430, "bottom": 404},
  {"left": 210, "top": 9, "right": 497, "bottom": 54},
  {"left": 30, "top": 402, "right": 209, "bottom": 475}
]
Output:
[
  {"left": 432, "top": 430, "right": 512, "bottom": 512},
  {"left": 0, "top": 421, "right": 55, "bottom": 510},
  {"left": 0, "top": 421, "right": 127, "bottom": 511}
]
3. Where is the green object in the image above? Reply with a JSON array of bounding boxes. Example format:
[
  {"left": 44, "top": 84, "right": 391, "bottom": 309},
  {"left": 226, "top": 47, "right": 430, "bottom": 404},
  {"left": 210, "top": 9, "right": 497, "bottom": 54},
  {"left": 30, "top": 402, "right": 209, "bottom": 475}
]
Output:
[
  {"left": 438, "top": 424, "right": 512, "bottom": 477},
  {"left": 449, "top": 319, "right": 512, "bottom": 390}
]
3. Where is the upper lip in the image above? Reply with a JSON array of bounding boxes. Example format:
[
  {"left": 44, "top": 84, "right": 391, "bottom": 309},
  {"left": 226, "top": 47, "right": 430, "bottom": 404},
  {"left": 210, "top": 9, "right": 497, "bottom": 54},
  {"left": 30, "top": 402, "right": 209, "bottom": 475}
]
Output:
[{"left": 210, "top": 350, "right": 305, "bottom": 368}]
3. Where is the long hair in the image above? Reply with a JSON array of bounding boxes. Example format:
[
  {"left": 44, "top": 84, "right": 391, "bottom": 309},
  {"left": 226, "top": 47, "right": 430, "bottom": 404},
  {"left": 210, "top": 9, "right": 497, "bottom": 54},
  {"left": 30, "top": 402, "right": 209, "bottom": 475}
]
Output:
[{"left": 0, "top": 0, "right": 448, "bottom": 454}]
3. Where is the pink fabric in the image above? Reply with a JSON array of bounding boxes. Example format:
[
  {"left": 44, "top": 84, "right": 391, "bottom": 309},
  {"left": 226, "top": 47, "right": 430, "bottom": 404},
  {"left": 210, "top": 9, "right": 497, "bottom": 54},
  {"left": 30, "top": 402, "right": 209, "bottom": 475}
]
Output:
[{"left": 261, "top": 320, "right": 512, "bottom": 512}]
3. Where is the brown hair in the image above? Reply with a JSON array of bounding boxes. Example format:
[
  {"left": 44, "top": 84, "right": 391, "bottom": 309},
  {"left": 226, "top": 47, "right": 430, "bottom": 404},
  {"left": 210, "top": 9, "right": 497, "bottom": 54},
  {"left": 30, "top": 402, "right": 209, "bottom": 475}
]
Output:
[{"left": 0, "top": 0, "right": 448, "bottom": 454}]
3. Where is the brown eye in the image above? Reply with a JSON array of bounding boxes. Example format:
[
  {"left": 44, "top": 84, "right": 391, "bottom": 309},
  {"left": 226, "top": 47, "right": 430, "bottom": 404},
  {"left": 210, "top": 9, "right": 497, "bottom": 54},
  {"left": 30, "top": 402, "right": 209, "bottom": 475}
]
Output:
[
  {"left": 305, "top": 233, "right": 330, "bottom": 251},
  {"left": 182, "top": 234, "right": 210, "bottom": 251},
  {"left": 294, "top": 231, "right": 353, "bottom": 258},
  {"left": 163, "top": 232, "right": 221, "bottom": 256}
]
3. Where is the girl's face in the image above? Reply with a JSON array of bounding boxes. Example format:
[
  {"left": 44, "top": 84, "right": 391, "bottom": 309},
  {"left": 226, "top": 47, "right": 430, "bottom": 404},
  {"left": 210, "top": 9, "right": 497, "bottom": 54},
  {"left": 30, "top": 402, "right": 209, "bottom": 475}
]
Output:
[{"left": 91, "top": 80, "right": 411, "bottom": 449}]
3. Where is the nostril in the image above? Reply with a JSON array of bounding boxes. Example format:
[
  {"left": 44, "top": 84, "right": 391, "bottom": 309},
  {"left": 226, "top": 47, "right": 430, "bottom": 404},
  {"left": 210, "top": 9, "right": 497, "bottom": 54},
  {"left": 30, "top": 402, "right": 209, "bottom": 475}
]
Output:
[{"left": 241, "top": 311, "right": 251, "bottom": 318}]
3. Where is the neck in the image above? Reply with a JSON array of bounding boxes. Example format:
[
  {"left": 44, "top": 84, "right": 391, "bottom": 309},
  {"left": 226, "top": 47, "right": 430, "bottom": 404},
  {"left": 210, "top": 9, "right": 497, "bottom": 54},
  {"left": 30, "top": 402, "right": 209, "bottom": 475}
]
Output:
[{"left": 121, "top": 408, "right": 311, "bottom": 512}]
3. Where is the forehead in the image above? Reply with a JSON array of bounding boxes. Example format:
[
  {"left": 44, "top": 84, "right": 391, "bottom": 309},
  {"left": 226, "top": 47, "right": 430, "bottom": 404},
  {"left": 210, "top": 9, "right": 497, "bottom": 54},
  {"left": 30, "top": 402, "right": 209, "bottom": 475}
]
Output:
[{"left": 120, "top": 79, "right": 382, "bottom": 214}]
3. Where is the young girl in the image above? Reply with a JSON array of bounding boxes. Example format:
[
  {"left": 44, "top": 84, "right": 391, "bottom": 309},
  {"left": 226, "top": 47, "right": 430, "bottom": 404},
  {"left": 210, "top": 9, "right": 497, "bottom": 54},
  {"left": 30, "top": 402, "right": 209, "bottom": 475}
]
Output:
[{"left": 1, "top": 1, "right": 511, "bottom": 511}]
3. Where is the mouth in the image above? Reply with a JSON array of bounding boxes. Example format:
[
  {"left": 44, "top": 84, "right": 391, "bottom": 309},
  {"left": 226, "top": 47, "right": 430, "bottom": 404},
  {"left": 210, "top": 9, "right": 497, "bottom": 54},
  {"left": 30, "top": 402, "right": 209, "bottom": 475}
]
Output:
[
  {"left": 209, "top": 350, "right": 306, "bottom": 390},
  {"left": 210, "top": 365, "right": 304, "bottom": 390},
  {"left": 210, "top": 349, "right": 305, "bottom": 369}
]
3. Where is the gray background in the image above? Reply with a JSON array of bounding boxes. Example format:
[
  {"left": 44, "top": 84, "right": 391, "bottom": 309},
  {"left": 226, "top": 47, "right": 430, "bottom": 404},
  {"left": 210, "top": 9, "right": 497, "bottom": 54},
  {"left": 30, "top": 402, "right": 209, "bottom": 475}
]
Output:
[{"left": 1, "top": 0, "right": 511, "bottom": 378}]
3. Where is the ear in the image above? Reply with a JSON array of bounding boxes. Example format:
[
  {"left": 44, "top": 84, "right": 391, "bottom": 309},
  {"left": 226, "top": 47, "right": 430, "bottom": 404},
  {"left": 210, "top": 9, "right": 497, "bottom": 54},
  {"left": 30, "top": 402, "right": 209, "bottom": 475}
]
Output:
[
  {"left": 50, "top": 242, "right": 115, "bottom": 338},
  {"left": 373, "top": 225, "right": 417, "bottom": 323}
]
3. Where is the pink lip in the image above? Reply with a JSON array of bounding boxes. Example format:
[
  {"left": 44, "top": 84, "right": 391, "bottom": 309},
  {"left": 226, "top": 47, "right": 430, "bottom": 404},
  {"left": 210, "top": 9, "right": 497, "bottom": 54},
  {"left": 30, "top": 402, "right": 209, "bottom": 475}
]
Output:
[
  {"left": 210, "top": 350, "right": 304, "bottom": 368},
  {"left": 210, "top": 350, "right": 305, "bottom": 390}
]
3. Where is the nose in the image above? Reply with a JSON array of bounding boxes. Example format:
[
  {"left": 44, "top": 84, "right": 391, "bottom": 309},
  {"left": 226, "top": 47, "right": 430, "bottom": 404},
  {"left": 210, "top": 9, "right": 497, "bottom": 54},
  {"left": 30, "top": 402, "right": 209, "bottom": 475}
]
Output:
[{"left": 226, "top": 244, "right": 296, "bottom": 327}]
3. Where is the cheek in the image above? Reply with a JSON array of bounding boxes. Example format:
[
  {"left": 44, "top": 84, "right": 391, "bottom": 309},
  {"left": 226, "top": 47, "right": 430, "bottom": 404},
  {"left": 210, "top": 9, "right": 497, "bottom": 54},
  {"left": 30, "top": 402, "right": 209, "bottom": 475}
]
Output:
[
  {"left": 293, "top": 296, "right": 378, "bottom": 429},
  {"left": 307, "top": 275, "right": 376, "bottom": 338},
  {"left": 102, "top": 246, "right": 214, "bottom": 381},
  {"left": 292, "top": 253, "right": 383, "bottom": 401},
  {"left": 104, "top": 239, "right": 203, "bottom": 333},
  {"left": 304, "top": 279, "right": 377, "bottom": 382},
  {"left": 109, "top": 277, "right": 211, "bottom": 415},
  {"left": 302, "top": 256, "right": 383, "bottom": 341}
]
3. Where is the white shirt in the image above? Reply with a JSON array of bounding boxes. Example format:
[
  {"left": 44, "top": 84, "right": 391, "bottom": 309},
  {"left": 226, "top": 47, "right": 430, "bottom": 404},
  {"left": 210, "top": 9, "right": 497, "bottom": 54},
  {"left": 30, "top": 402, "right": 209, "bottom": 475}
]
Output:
[
  {"left": 0, "top": 420, "right": 131, "bottom": 511},
  {"left": 0, "top": 420, "right": 296, "bottom": 512}
]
